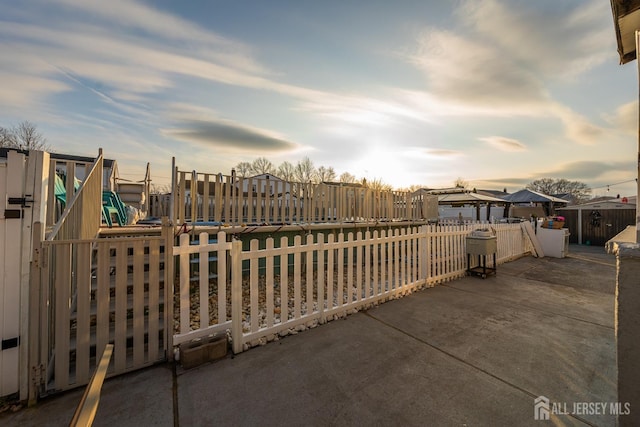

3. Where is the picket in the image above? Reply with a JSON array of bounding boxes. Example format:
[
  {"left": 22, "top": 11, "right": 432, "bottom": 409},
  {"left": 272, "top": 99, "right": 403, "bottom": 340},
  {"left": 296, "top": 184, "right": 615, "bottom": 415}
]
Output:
[{"left": 172, "top": 223, "right": 531, "bottom": 356}]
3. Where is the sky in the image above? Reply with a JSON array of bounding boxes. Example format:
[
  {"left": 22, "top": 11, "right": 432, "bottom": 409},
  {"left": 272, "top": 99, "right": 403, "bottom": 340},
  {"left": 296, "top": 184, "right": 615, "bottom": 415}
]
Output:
[{"left": 1, "top": 0, "right": 638, "bottom": 197}]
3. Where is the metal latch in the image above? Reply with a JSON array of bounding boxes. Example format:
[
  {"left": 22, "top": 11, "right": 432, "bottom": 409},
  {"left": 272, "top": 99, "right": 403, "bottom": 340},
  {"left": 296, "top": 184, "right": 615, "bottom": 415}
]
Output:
[{"left": 8, "top": 196, "right": 34, "bottom": 207}]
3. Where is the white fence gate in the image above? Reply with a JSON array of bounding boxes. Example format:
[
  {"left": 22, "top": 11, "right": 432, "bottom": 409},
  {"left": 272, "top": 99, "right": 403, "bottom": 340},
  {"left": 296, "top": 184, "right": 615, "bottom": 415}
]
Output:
[{"left": 1, "top": 150, "right": 48, "bottom": 399}]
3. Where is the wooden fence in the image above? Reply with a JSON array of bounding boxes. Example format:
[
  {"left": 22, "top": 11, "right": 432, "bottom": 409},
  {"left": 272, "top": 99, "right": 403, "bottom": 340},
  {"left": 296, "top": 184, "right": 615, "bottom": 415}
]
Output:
[
  {"left": 27, "top": 220, "right": 529, "bottom": 399},
  {"left": 169, "top": 169, "right": 439, "bottom": 226},
  {"left": 172, "top": 222, "right": 532, "bottom": 353}
]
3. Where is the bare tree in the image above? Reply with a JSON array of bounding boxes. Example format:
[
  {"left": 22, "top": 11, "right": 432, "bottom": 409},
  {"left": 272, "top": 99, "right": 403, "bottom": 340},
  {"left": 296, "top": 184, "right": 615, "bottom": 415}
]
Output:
[
  {"left": 454, "top": 177, "right": 469, "bottom": 189},
  {"left": 339, "top": 171, "right": 357, "bottom": 183},
  {"left": 316, "top": 165, "right": 336, "bottom": 183},
  {"left": 0, "top": 127, "right": 16, "bottom": 147},
  {"left": 527, "top": 178, "right": 591, "bottom": 204},
  {"left": 363, "top": 177, "right": 392, "bottom": 192},
  {"left": 251, "top": 157, "right": 275, "bottom": 175},
  {"left": 397, "top": 184, "right": 424, "bottom": 192},
  {"left": 235, "top": 161, "right": 252, "bottom": 177},
  {"left": 294, "top": 156, "right": 316, "bottom": 184},
  {"left": 277, "top": 161, "right": 295, "bottom": 181},
  {"left": 12, "top": 121, "right": 50, "bottom": 151}
]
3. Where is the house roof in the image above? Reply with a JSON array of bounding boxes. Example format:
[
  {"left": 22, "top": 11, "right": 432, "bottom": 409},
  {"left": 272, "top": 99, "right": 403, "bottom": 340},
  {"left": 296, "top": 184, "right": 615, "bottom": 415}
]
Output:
[
  {"left": 248, "top": 173, "right": 284, "bottom": 181},
  {"left": 424, "top": 187, "right": 467, "bottom": 195},
  {"left": 610, "top": 0, "right": 640, "bottom": 64},
  {"left": 557, "top": 199, "right": 636, "bottom": 210},
  {"left": 1, "top": 147, "right": 115, "bottom": 168},
  {"left": 501, "top": 189, "right": 568, "bottom": 204}
]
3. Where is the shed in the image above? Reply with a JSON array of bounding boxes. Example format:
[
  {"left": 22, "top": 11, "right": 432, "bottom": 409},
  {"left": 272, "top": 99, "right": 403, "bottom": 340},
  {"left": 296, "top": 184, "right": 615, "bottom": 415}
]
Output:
[{"left": 557, "top": 199, "right": 636, "bottom": 245}]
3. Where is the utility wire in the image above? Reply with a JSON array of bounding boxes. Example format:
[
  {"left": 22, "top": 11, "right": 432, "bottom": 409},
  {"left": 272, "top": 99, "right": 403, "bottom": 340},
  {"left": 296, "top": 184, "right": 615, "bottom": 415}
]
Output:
[{"left": 590, "top": 178, "right": 637, "bottom": 191}]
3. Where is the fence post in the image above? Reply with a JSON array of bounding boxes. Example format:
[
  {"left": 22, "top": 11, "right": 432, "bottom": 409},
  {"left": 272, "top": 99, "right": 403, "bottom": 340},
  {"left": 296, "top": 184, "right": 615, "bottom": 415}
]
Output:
[
  {"left": 418, "top": 225, "right": 425, "bottom": 285},
  {"left": 231, "top": 239, "right": 244, "bottom": 354},
  {"left": 161, "top": 217, "right": 175, "bottom": 361},
  {"left": 425, "top": 225, "right": 432, "bottom": 285},
  {"left": 28, "top": 222, "right": 43, "bottom": 405}
]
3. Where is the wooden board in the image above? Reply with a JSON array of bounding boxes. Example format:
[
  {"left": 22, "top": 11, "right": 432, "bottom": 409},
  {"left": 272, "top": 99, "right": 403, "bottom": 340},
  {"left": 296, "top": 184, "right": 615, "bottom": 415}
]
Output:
[{"left": 521, "top": 221, "right": 544, "bottom": 258}]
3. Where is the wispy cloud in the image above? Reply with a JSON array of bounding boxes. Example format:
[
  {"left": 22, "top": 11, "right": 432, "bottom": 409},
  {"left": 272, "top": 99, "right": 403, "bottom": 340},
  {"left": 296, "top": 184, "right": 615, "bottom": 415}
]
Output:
[
  {"left": 457, "top": 0, "right": 611, "bottom": 78},
  {"left": 424, "top": 148, "right": 463, "bottom": 157},
  {"left": 545, "top": 160, "right": 635, "bottom": 180},
  {"left": 479, "top": 136, "right": 527, "bottom": 152},
  {"left": 405, "top": 0, "right": 613, "bottom": 143},
  {"left": 605, "top": 100, "right": 638, "bottom": 136}
]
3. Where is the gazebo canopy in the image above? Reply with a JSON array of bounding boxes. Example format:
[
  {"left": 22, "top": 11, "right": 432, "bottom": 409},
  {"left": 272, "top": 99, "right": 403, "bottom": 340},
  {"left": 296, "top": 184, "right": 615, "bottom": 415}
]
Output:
[
  {"left": 438, "top": 192, "right": 506, "bottom": 204},
  {"left": 501, "top": 189, "right": 568, "bottom": 204}
]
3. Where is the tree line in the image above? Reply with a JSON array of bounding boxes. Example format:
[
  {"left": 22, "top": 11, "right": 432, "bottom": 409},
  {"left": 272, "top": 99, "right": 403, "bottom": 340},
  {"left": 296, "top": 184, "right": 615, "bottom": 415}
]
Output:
[
  {"left": 234, "top": 156, "right": 393, "bottom": 191},
  {"left": 526, "top": 178, "right": 591, "bottom": 204},
  {"left": 0, "top": 121, "right": 50, "bottom": 151}
]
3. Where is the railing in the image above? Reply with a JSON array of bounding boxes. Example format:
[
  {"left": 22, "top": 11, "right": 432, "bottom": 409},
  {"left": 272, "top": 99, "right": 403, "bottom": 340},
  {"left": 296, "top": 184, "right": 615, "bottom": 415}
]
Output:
[
  {"left": 171, "top": 170, "right": 439, "bottom": 226},
  {"left": 46, "top": 157, "right": 94, "bottom": 228},
  {"left": 47, "top": 153, "right": 103, "bottom": 240},
  {"left": 172, "top": 222, "right": 532, "bottom": 353}
]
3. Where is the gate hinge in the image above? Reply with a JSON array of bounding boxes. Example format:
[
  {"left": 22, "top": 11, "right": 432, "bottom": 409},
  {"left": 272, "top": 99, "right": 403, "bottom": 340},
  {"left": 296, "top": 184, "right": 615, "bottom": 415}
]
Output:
[
  {"left": 32, "top": 364, "right": 45, "bottom": 387},
  {"left": 33, "top": 247, "right": 42, "bottom": 268}
]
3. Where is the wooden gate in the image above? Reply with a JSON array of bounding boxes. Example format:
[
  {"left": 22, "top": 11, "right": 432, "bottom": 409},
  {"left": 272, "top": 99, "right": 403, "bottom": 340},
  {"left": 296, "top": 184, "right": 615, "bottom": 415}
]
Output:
[{"left": 31, "top": 228, "right": 173, "bottom": 398}]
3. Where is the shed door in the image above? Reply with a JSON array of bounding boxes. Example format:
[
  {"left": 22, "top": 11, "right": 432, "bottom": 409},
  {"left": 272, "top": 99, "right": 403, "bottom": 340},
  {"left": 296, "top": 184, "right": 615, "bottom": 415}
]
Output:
[{"left": 0, "top": 152, "right": 27, "bottom": 397}]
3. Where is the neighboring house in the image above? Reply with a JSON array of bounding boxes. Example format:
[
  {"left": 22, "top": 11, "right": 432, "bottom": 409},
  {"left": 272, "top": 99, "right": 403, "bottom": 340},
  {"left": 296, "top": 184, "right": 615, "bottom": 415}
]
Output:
[
  {"left": 0, "top": 147, "right": 117, "bottom": 190},
  {"left": 240, "top": 173, "right": 292, "bottom": 197}
]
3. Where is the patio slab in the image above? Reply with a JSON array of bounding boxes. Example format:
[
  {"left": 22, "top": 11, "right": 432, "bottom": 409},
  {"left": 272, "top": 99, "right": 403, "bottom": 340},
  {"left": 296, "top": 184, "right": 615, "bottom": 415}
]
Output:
[{"left": 0, "top": 245, "right": 619, "bottom": 426}]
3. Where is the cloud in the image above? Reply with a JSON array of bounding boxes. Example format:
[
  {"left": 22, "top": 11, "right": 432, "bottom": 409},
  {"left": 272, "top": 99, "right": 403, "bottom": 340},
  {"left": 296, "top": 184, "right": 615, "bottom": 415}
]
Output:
[
  {"left": 411, "top": 29, "right": 549, "bottom": 112},
  {"left": 471, "top": 159, "right": 636, "bottom": 192},
  {"left": 45, "top": 0, "right": 268, "bottom": 75},
  {"left": 544, "top": 160, "right": 635, "bottom": 180},
  {"left": 605, "top": 100, "right": 638, "bottom": 135},
  {"left": 458, "top": 0, "right": 611, "bottom": 78},
  {"left": 0, "top": 71, "right": 69, "bottom": 110},
  {"left": 162, "top": 119, "right": 298, "bottom": 153},
  {"left": 478, "top": 136, "right": 526, "bottom": 152},
  {"left": 424, "top": 148, "right": 463, "bottom": 157},
  {"left": 411, "top": 0, "right": 612, "bottom": 112}
]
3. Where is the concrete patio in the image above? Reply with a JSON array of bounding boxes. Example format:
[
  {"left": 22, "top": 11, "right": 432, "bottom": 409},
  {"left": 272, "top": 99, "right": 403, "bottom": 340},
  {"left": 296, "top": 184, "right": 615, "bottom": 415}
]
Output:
[{"left": 1, "top": 245, "right": 619, "bottom": 426}]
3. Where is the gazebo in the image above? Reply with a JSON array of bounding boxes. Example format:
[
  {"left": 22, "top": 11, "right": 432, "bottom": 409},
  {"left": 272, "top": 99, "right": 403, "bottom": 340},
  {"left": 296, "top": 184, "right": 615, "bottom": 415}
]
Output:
[
  {"left": 437, "top": 191, "right": 506, "bottom": 221},
  {"left": 501, "top": 189, "right": 568, "bottom": 217}
]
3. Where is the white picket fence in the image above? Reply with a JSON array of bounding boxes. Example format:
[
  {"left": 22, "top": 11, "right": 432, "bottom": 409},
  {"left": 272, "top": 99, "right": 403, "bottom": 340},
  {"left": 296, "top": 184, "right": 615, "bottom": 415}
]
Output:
[{"left": 173, "top": 223, "right": 532, "bottom": 353}]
